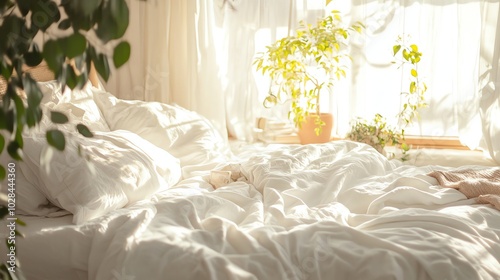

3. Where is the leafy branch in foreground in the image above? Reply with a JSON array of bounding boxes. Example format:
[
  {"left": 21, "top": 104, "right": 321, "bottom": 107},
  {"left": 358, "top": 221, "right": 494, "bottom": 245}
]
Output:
[{"left": 0, "top": 0, "right": 132, "bottom": 180}]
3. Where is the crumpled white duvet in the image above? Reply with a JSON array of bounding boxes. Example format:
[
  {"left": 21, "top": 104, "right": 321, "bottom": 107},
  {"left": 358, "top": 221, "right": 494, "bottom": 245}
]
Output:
[{"left": 29, "top": 141, "right": 500, "bottom": 279}]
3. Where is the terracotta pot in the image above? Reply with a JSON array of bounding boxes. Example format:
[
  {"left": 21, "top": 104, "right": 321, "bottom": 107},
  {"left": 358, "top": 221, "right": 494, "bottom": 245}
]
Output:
[{"left": 297, "top": 113, "right": 333, "bottom": 144}]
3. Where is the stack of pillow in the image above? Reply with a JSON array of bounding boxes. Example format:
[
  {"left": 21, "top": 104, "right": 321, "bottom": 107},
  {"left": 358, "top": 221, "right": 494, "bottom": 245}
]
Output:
[{"left": 1, "top": 81, "right": 229, "bottom": 224}]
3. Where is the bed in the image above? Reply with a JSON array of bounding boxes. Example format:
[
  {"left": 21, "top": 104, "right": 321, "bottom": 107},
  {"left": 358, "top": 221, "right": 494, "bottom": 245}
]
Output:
[{"left": 1, "top": 66, "right": 500, "bottom": 280}]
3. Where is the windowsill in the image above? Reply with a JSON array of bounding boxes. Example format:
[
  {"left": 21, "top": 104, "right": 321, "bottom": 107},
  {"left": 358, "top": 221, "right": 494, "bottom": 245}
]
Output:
[
  {"left": 230, "top": 137, "right": 497, "bottom": 168},
  {"left": 391, "top": 147, "right": 496, "bottom": 167}
]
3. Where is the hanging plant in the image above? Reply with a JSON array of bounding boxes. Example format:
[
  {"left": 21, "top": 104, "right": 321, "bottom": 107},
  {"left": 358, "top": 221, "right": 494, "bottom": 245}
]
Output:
[
  {"left": 347, "top": 36, "right": 427, "bottom": 160},
  {"left": 393, "top": 35, "right": 428, "bottom": 127}
]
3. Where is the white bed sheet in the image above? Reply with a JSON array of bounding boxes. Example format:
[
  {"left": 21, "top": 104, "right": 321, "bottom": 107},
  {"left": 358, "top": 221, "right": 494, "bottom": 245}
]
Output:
[
  {"left": 0, "top": 215, "right": 88, "bottom": 280},
  {"left": 2, "top": 141, "right": 500, "bottom": 280}
]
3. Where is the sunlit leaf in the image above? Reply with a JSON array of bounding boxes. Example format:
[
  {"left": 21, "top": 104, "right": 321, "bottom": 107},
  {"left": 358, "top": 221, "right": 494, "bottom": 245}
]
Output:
[
  {"left": 402, "top": 49, "right": 409, "bottom": 61},
  {"left": 409, "top": 81, "right": 416, "bottom": 93},
  {"left": 263, "top": 95, "right": 278, "bottom": 108},
  {"left": 393, "top": 45, "right": 401, "bottom": 56}
]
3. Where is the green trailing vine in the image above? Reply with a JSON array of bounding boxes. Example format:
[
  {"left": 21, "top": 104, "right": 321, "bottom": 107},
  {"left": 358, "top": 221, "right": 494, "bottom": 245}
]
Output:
[
  {"left": 347, "top": 36, "right": 427, "bottom": 160},
  {"left": 393, "top": 35, "right": 428, "bottom": 127}
]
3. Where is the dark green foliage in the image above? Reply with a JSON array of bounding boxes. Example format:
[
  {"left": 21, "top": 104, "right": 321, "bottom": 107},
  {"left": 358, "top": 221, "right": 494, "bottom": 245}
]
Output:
[{"left": 0, "top": 0, "right": 131, "bottom": 165}]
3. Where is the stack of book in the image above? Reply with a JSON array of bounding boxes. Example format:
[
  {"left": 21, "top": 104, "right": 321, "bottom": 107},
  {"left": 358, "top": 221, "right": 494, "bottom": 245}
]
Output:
[{"left": 255, "top": 117, "right": 300, "bottom": 144}]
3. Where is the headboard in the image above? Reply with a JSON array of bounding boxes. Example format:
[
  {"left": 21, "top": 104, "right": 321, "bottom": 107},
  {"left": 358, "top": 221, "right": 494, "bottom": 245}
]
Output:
[{"left": 0, "top": 61, "right": 99, "bottom": 95}]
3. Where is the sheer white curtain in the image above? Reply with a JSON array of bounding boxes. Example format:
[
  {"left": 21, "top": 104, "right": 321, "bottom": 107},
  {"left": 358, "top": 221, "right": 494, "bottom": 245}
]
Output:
[
  {"left": 105, "top": 0, "right": 228, "bottom": 140},
  {"left": 103, "top": 0, "right": 500, "bottom": 163},
  {"left": 104, "top": 0, "right": 325, "bottom": 141},
  {"left": 345, "top": 0, "right": 500, "bottom": 163},
  {"left": 218, "top": 0, "right": 325, "bottom": 140},
  {"left": 477, "top": 1, "right": 500, "bottom": 163}
]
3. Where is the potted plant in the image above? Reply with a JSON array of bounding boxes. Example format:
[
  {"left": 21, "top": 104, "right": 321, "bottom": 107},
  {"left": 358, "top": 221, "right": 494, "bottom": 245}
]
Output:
[
  {"left": 346, "top": 114, "right": 409, "bottom": 159},
  {"left": 254, "top": 10, "right": 363, "bottom": 144}
]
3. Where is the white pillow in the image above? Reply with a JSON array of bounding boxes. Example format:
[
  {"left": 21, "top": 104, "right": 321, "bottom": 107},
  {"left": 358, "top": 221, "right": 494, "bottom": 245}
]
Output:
[
  {"left": 0, "top": 82, "right": 110, "bottom": 217},
  {"left": 93, "top": 90, "right": 229, "bottom": 167},
  {"left": 0, "top": 138, "right": 63, "bottom": 217},
  {"left": 24, "top": 130, "right": 181, "bottom": 224},
  {"left": 35, "top": 81, "right": 110, "bottom": 133}
]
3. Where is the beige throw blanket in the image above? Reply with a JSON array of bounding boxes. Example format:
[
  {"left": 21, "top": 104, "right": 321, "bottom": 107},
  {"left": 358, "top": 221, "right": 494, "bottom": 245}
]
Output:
[{"left": 428, "top": 168, "right": 500, "bottom": 210}]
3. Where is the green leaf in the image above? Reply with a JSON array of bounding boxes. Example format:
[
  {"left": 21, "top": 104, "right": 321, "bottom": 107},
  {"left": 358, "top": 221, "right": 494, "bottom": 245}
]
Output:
[
  {"left": 16, "top": 0, "right": 30, "bottom": 16},
  {"left": 30, "top": 0, "right": 60, "bottom": 31},
  {"left": 43, "top": 39, "right": 64, "bottom": 75},
  {"left": 4, "top": 109, "right": 14, "bottom": 133},
  {"left": 24, "top": 43, "right": 43, "bottom": 67},
  {"left": 65, "top": 65, "right": 78, "bottom": 89},
  {"left": 263, "top": 95, "right": 278, "bottom": 108},
  {"left": 76, "top": 123, "right": 94, "bottom": 137},
  {"left": 26, "top": 106, "right": 42, "bottom": 127},
  {"left": 24, "top": 74, "right": 43, "bottom": 108},
  {"left": 0, "top": 60, "right": 13, "bottom": 80},
  {"left": 1, "top": 16, "right": 30, "bottom": 56},
  {"left": 0, "top": 165, "right": 4, "bottom": 181},
  {"left": 7, "top": 141, "right": 22, "bottom": 160},
  {"left": 409, "top": 81, "right": 416, "bottom": 93},
  {"left": 0, "top": 205, "right": 8, "bottom": 219},
  {"left": 392, "top": 45, "right": 401, "bottom": 55},
  {"left": 46, "top": 129, "right": 65, "bottom": 151},
  {"left": 401, "top": 142, "right": 410, "bottom": 151},
  {"left": 95, "top": 0, "right": 129, "bottom": 43},
  {"left": 50, "top": 111, "right": 69, "bottom": 124},
  {"left": 63, "top": 33, "right": 87, "bottom": 59},
  {"left": 113, "top": 41, "right": 130, "bottom": 68},
  {"left": 402, "top": 49, "right": 409, "bottom": 61},
  {"left": 90, "top": 47, "right": 110, "bottom": 82},
  {"left": 58, "top": 18, "right": 72, "bottom": 30},
  {"left": 11, "top": 88, "right": 25, "bottom": 123},
  {"left": 0, "top": 134, "right": 4, "bottom": 154}
]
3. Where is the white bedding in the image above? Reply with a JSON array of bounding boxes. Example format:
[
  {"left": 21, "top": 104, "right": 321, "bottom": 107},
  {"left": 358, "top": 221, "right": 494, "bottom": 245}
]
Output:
[{"left": 5, "top": 141, "right": 500, "bottom": 279}]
